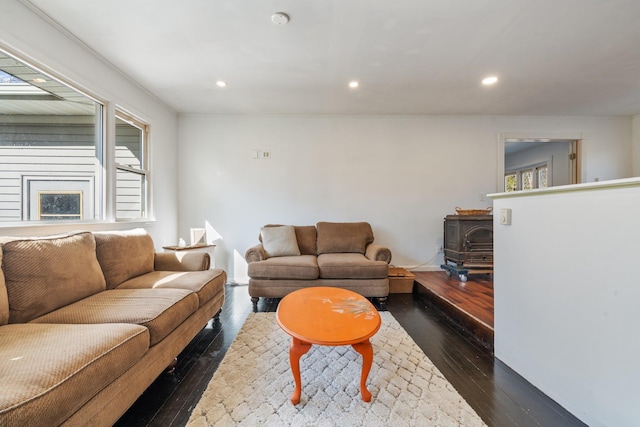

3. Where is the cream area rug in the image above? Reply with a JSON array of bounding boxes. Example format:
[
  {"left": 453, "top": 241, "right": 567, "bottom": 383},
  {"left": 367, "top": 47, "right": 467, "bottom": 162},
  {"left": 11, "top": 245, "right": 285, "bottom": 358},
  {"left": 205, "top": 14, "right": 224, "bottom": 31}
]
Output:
[{"left": 187, "top": 312, "right": 487, "bottom": 427}]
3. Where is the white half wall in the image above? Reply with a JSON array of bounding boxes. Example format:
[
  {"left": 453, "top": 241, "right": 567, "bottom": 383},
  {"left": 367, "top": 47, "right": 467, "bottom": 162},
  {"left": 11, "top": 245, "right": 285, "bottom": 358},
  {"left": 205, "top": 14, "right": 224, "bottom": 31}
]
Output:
[
  {"left": 490, "top": 179, "right": 640, "bottom": 427},
  {"left": 0, "top": 1, "right": 179, "bottom": 246},
  {"left": 178, "top": 114, "right": 632, "bottom": 281}
]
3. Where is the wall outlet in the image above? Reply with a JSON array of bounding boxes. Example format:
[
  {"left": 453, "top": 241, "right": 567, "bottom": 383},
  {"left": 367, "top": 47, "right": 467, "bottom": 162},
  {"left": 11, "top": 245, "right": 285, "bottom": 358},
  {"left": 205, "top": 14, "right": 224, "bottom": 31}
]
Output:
[
  {"left": 436, "top": 244, "right": 444, "bottom": 254},
  {"left": 261, "top": 150, "right": 271, "bottom": 159}
]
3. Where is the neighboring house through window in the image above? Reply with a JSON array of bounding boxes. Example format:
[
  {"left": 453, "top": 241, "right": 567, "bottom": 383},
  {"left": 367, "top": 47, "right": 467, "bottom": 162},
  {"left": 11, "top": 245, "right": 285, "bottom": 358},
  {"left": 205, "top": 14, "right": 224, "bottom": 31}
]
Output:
[{"left": 0, "top": 49, "right": 150, "bottom": 224}]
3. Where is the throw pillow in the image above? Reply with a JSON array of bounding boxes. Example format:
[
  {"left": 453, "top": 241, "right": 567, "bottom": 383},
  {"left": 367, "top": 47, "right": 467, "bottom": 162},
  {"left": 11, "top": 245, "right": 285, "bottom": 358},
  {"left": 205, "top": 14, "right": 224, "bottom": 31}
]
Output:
[
  {"left": 261, "top": 225, "right": 301, "bottom": 258},
  {"left": 260, "top": 224, "right": 317, "bottom": 255}
]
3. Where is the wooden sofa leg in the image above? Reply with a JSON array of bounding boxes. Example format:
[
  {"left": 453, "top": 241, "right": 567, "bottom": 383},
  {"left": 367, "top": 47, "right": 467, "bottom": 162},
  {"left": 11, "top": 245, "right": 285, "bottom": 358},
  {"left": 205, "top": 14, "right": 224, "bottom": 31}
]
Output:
[
  {"left": 251, "top": 297, "right": 259, "bottom": 312},
  {"left": 377, "top": 297, "right": 388, "bottom": 310}
]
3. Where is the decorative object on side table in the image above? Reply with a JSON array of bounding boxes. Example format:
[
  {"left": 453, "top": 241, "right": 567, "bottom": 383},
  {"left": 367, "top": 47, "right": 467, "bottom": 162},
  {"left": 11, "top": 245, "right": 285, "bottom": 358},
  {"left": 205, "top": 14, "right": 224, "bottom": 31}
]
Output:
[{"left": 189, "top": 228, "right": 206, "bottom": 245}]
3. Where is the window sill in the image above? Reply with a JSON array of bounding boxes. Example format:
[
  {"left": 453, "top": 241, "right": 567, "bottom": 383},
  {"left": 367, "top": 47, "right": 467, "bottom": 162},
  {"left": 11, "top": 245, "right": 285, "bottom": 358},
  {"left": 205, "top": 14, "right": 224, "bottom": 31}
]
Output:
[{"left": 0, "top": 219, "right": 156, "bottom": 236}]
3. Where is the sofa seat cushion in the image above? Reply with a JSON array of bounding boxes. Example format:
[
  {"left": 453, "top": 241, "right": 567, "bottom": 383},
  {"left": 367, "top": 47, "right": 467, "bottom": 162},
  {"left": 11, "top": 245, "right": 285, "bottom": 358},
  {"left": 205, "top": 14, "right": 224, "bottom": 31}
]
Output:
[
  {"left": 0, "top": 323, "right": 148, "bottom": 427},
  {"left": 317, "top": 253, "right": 389, "bottom": 279},
  {"left": 248, "top": 255, "right": 319, "bottom": 280},
  {"left": 30, "top": 289, "right": 198, "bottom": 346},
  {"left": 2, "top": 232, "right": 106, "bottom": 323},
  {"left": 116, "top": 269, "right": 226, "bottom": 308}
]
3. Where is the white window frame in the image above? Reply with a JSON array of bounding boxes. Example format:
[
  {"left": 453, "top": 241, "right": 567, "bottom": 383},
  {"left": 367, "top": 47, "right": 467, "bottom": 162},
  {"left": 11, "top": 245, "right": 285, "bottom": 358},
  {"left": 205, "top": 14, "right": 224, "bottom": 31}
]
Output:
[{"left": 114, "top": 110, "right": 150, "bottom": 221}]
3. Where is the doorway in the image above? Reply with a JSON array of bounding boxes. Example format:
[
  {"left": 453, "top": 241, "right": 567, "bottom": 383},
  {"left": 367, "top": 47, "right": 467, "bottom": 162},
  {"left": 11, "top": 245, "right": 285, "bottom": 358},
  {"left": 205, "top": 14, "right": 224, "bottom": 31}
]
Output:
[{"left": 498, "top": 136, "right": 580, "bottom": 192}]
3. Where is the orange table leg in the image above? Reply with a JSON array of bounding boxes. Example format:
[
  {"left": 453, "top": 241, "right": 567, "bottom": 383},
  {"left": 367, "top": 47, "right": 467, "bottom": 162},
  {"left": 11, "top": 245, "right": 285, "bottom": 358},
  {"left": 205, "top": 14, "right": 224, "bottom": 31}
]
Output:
[
  {"left": 289, "top": 337, "right": 312, "bottom": 405},
  {"left": 352, "top": 339, "right": 374, "bottom": 402}
]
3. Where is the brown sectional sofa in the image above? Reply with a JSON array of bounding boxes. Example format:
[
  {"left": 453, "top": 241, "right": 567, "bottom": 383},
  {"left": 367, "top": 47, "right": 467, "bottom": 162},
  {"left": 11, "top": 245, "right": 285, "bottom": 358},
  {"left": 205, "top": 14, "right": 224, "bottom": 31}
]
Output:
[
  {"left": 245, "top": 222, "right": 391, "bottom": 308},
  {"left": 0, "top": 229, "right": 226, "bottom": 427}
]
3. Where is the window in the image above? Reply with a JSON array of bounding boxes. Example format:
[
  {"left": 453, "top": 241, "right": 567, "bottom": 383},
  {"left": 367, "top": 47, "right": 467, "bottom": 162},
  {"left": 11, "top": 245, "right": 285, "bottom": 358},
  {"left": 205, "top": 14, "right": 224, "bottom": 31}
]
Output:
[
  {"left": 115, "top": 113, "right": 149, "bottom": 220},
  {"left": 24, "top": 177, "right": 94, "bottom": 220},
  {"left": 504, "top": 173, "right": 517, "bottom": 192},
  {"left": 537, "top": 165, "right": 548, "bottom": 189},
  {"left": 505, "top": 163, "right": 548, "bottom": 192},
  {"left": 38, "top": 191, "right": 82, "bottom": 220},
  {"left": 0, "top": 49, "right": 150, "bottom": 224},
  {"left": 521, "top": 169, "right": 533, "bottom": 190}
]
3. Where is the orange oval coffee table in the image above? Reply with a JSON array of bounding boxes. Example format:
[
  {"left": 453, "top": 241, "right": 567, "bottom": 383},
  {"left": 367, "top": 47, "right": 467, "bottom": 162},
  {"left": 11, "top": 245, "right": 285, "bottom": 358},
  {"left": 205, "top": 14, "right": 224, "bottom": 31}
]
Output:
[{"left": 276, "top": 286, "right": 381, "bottom": 405}]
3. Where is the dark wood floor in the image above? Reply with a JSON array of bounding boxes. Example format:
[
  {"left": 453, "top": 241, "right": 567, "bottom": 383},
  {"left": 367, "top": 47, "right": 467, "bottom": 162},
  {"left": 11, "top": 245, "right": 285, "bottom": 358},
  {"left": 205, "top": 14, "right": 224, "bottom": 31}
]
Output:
[
  {"left": 414, "top": 271, "right": 495, "bottom": 347},
  {"left": 115, "top": 283, "right": 586, "bottom": 427}
]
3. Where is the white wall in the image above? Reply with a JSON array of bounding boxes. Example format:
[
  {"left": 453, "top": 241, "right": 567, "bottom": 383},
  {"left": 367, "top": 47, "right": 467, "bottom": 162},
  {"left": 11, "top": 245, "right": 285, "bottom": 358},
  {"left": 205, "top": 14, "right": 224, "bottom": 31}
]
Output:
[
  {"left": 0, "top": 1, "right": 179, "bottom": 246},
  {"left": 178, "top": 114, "right": 632, "bottom": 281},
  {"left": 633, "top": 115, "right": 640, "bottom": 176},
  {"left": 490, "top": 180, "right": 640, "bottom": 427}
]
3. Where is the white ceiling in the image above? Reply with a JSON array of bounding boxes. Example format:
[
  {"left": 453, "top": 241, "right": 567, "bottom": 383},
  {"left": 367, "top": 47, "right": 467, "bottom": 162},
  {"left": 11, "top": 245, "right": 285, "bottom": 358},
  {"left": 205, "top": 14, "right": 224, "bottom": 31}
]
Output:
[{"left": 24, "top": 0, "right": 640, "bottom": 116}]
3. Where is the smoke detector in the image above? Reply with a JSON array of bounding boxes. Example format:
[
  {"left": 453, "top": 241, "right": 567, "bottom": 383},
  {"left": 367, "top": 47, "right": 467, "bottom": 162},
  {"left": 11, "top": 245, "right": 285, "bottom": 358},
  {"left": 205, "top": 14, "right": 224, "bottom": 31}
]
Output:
[{"left": 271, "top": 12, "right": 290, "bottom": 25}]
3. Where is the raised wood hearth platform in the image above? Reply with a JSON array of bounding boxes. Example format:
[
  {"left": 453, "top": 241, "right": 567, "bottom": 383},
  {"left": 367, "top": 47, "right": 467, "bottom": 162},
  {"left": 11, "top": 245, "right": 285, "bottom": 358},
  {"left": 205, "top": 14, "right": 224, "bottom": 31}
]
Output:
[{"left": 412, "top": 271, "right": 494, "bottom": 349}]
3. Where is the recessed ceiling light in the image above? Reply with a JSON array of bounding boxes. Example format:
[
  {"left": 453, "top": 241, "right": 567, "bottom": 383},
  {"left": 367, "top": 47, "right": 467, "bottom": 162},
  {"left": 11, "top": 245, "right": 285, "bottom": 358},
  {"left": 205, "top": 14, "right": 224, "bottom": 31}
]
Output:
[
  {"left": 482, "top": 76, "right": 498, "bottom": 85},
  {"left": 216, "top": 81, "right": 228, "bottom": 88},
  {"left": 349, "top": 81, "right": 359, "bottom": 89},
  {"left": 31, "top": 78, "right": 47, "bottom": 84}
]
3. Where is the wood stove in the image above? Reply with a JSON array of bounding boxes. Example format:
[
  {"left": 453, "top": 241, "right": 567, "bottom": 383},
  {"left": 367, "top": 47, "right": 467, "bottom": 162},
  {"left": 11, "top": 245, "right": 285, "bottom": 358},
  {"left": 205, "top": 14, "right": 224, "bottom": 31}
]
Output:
[{"left": 441, "top": 214, "right": 493, "bottom": 281}]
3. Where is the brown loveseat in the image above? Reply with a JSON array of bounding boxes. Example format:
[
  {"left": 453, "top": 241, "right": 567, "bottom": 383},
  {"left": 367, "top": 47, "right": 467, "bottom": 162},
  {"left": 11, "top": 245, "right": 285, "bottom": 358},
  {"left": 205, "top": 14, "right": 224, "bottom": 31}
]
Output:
[
  {"left": 0, "top": 229, "right": 226, "bottom": 427},
  {"left": 245, "top": 222, "right": 391, "bottom": 309}
]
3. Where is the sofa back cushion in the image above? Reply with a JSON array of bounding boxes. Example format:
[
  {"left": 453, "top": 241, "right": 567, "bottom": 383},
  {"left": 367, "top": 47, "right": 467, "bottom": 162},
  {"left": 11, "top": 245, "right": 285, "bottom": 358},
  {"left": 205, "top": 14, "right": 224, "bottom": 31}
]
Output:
[
  {"left": 0, "top": 246, "right": 8, "bottom": 325},
  {"left": 94, "top": 228, "right": 155, "bottom": 289},
  {"left": 2, "top": 232, "right": 106, "bottom": 323},
  {"left": 316, "top": 222, "right": 374, "bottom": 254},
  {"left": 294, "top": 225, "right": 318, "bottom": 255},
  {"left": 260, "top": 224, "right": 317, "bottom": 256}
]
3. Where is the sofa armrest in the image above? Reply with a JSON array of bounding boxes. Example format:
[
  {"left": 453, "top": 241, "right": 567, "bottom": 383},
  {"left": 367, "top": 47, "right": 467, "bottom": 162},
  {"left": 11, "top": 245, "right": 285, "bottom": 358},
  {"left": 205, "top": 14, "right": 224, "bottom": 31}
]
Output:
[
  {"left": 365, "top": 243, "right": 392, "bottom": 263},
  {"left": 154, "top": 251, "right": 210, "bottom": 271},
  {"left": 245, "top": 244, "right": 267, "bottom": 263}
]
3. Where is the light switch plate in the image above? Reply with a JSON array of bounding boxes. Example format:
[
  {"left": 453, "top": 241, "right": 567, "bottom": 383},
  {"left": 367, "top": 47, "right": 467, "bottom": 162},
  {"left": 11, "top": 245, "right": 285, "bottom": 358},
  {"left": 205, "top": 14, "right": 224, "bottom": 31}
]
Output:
[{"left": 500, "top": 208, "right": 512, "bottom": 225}]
